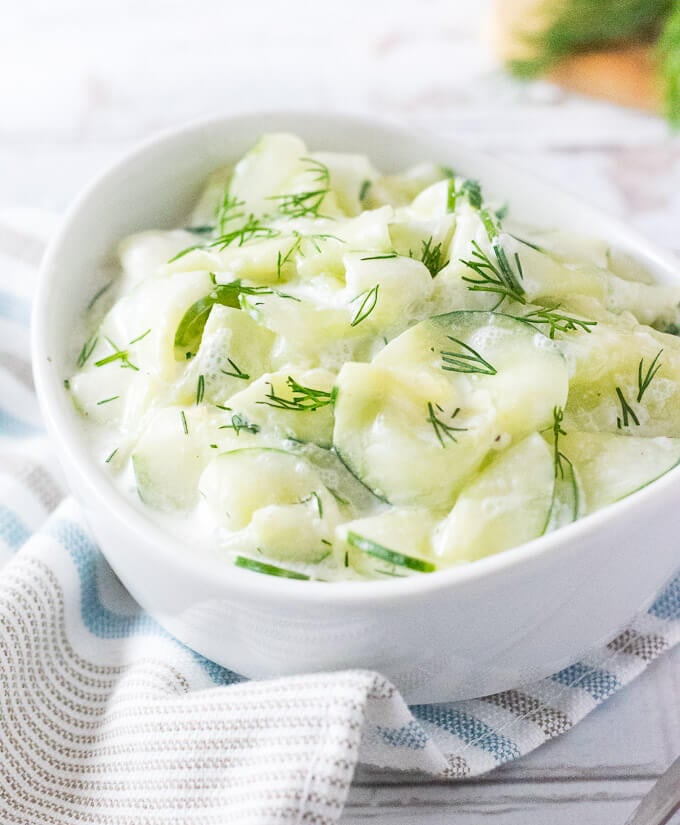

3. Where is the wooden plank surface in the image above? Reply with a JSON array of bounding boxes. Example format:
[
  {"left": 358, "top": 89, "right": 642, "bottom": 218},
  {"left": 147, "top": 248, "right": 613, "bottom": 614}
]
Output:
[{"left": 1, "top": 1, "right": 679, "bottom": 821}]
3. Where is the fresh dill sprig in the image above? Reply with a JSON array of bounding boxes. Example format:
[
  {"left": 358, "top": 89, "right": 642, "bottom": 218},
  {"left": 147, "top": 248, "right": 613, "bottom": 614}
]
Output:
[
  {"left": 105, "top": 448, "right": 118, "bottom": 464},
  {"left": 426, "top": 402, "right": 467, "bottom": 447},
  {"left": 168, "top": 215, "right": 280, "bottom": 262},
  {"left": 218, "top": 413, "right": 260, "bottom": 436},
  {"left": 350, "top": 284, "right": 379, "bottom": 327},
  {"left": 94, "top": 337, "right": 139, "bottom": 371},
  {"left": 616, "top": 387, "right": 640, "bottom": 429},
  {"left": 96, "top": 395, "right": 119, "bottom": 406},
  {"left": 637, "top": 349, "right": 663, "bottom": 402},
  {"left": 215, "top": 192, "right": 245, "bottom": 234},
  {"left": 196, "top": 374, "right": 205, "bottom": 405},
  {"left": 180, "top": 410, "right": 189, "bottom": 435},
  {"left": 128, "top": 328, "right": 152, "bottom": 345},
  {"left": 460, "top": 240, "right": 526, "bottom": 308},
  {"left": 76, "top": 334, "right": 98, "bottom": 368},
  {"left": 440, "top": 336, "right": 497, "bottom": 375},
  {"left": 447, "top": 177, "right": 483, "bottom": 212},
  {"left": 551, "top": 406, "right": 568, "bottom": 479},
  {"left": 277, "top": 233, "right": 303, "bottom": 279},
  {"left": 360, "top": 252, "right": 398, "bottom": 261},
  {"left": 268, "top": 157, "right": 331, "bottom": 219},
  {"left": 512, "top": 306, "right": 597, "bottom": 338},
  {"left": 419, "top": 237, "right": 449, "bottom": 277},
  {"left": 220, "top": 357, "right": 250, "bottom": 381},
  {"left": 257, "top": 377, "right": 336, "bottom": 412}
]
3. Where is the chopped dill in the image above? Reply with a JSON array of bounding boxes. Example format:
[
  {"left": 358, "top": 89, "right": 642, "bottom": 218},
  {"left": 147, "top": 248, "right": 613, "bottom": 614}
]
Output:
[
  {"left": 616, "top": 387, "right": 640, "bottom": 429},
  {"left": 180, "top": 410, "right": 189, "bottom": 434},
  {"left": 426, "top": 402, "right": 467, "bottom": 447},
  {"left": 128, "top": 328, "right": 152, "bottom": 345},
  {"left": 196, "top": 374, "right": 205, "bottom": 405},
  {"left": 440, "top": 336, "right": 497, "bottom": 375},
  {"left": 268, "top": 157, "right": 331, "bottom": 219},
  {"left": 104, "top": 448, "right": 118, "bottom": 464},
  {"left": 460, "top": 240, "right": 525, "bottom": 308},
  {"left": 76, "top": 334, "right": 98, "bottom": 368},
  {"left": 360, "top": 252, "right": 398, "bottom": 261},
  {"left": 168, "top": 215, "right": 280, "bottom": 262},
  {"left": 350, "top": 283, "right": 379, "bottom": 327},
  {"left": 258, "top": 377, "right": 336, "bottom": 412},
  {"left": 218, "top": 413, "right": 260, "bottom": 436},
  {"left": 96, "top": 395, "right": 120, "bottom": 406},
  {"left": 637, "top": 349, "right": 663, "bottom": 402},
  {"left": 94, "top": 337, "right": 139, "bottom": 371},
  {"left": 419, "top": 237, "right": 449, "bottom": 277},
  {"left": 511, "top": 306, "right": 596, "bottom": 339},
  {"left": 215, "top": 192, "right": 245, "bottom": 234},
  {"left": 551, "top": 406, "right": 568, "bottom": 479},
  {"left": 359, "top": 179, "right": 371, "bottom": 201},
  {"left": 220, "top": 358, "right": 250, "bottom": 381}
]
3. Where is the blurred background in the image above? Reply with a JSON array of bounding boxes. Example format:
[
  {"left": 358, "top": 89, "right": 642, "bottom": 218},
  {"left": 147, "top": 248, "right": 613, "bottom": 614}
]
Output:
[{"left": 2, "top": 0, "right": 680, "bottom": 251}]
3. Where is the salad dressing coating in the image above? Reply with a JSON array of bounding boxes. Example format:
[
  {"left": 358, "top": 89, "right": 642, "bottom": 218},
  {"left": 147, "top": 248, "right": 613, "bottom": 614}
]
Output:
[{"left": 68, "top": 133, "right": 680, "bottom": 581}]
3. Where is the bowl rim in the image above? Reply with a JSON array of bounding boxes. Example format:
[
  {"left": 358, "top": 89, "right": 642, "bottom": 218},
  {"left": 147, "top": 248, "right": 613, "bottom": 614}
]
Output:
[{"left": 32, "top": 108, "right": 680, "bottom": 606}]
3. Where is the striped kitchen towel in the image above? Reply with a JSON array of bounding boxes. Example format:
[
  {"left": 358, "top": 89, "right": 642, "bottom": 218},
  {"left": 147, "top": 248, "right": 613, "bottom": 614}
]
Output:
[{"left": 0, "top": 209, "right": 679, "bottom": 824}]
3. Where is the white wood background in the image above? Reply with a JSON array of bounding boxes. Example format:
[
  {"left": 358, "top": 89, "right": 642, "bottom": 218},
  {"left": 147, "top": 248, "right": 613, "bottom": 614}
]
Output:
[{"left": 1, "top": 1, "right": 679, "bottom": 821}]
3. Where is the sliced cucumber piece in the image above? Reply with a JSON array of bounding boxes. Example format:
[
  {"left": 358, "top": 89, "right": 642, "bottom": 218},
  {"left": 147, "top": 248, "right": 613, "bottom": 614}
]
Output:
[
  {"left": 336, "top": 509, "right": 437, "bottom": 576},
  {"left": 132, "top": 407, "right": 208, "bottom": 511},
  {"left": 234, "top": 555, "right": 310, "bottom": 580},
  {"left": 199, "top": 448, "right": 333, "bottom": 530},
  {"left": 174, "top": 305, "right": 274, "bottom": 406},
  {"left": 226, "top": 368, "right": 337, "bottom": 447},
  {"left": 343, "top": 252, "right": 433, "bottom": 332},
  {"left": 560, "top": 431, "right": 680, "bottom": 513},
  {"left": 333, "top": 361, "right": 497, "bottom": 509},
  {"left": 249, "top": 499, "right": 336, "bottom": 564},
  {"left": 374, "top": 310, "right": 568, "bottom": 440},
  {"left": 434, "top": 433, "right": 555, "bottom": 563},
  {"left": 564, "top": 323, "right": 680, "bottom": 437}
]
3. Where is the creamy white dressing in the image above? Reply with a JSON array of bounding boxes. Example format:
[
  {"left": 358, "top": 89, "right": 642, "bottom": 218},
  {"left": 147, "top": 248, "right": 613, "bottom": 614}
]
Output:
[{"left": 67, "top": 132, "right": 680, "bottom": 582}]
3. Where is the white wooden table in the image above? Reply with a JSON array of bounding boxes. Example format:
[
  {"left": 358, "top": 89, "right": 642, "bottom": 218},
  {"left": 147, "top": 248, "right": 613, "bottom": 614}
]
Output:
[{"left": 2, "top": 1, "right": 679, "bottom": 821}]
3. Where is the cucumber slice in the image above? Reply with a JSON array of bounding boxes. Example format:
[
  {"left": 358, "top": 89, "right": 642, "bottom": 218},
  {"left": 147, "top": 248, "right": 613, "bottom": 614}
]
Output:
[
  {"left": 336, "top": 509, "right": 437, "bottom": 576},
  {"left": 234, "top": 556, "right": 310, "bottom": 580},
  {"left": 199, "top": 448, "right": 334, "bottom": 530},
  {"left": 249, "top": 499, "right": 336, "bottom": 564},
  {"left": 374, "top": 310, "right": 569, "bottom": 440},
  {"left": 434, "top": 433, "right": 555, "bottom": 563},
  {"left": 560, "top": 431, "right": 680, "bottom": 513},
  {"left": 343, "top": 252, "right": 433, "bottom": 332},
  {"left": 226, "top": 369, "right": 337, "bottom": 448},
  {"left": 333, "top": 361, "right": 497, "bottom": 509},
  {"left": 132, "top": 407, "right": 208, "bottom": 512},
  {"left": 173, "top": 305, "right": 274, "bottom": 406},
  {"left": 564, "top": 323, "right": 680, "bottom": 437}
]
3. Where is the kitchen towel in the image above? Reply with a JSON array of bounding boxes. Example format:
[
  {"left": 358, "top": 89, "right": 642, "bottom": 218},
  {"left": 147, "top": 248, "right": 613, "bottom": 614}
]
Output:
[{"left": 1, "top": 210, "right": 679, "bottom": 824}]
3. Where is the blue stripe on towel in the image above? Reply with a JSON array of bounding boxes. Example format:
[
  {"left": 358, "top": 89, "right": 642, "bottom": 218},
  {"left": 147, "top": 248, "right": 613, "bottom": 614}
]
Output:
[
  {"left": 0, "top": 408, "right": 43, "bottom": 437},
  {"left": 551, "top": 662, "right": 619, "bottom": 700},
  {"left": 411, "top": 705, "right": 520, "bottom": 762},
  {"left": 48, "top": 517, "right": 241, "bottom": 686},
  {"left": 648, "top": 573, "right": 680, "bottom": 621},
  {"left": 0, "top": 506, "right": 30, "bottom": 551}
]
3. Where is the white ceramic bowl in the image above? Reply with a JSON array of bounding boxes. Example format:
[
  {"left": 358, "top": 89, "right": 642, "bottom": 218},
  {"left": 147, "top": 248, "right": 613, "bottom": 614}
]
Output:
[{"left": 32, "top": 112, "right": 680, "bottom": 702}]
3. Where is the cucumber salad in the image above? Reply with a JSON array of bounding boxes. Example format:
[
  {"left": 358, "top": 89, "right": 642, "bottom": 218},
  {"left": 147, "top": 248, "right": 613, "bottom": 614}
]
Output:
[{"left": 67, "top": 133, "right": 680, "bottom": 581}]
